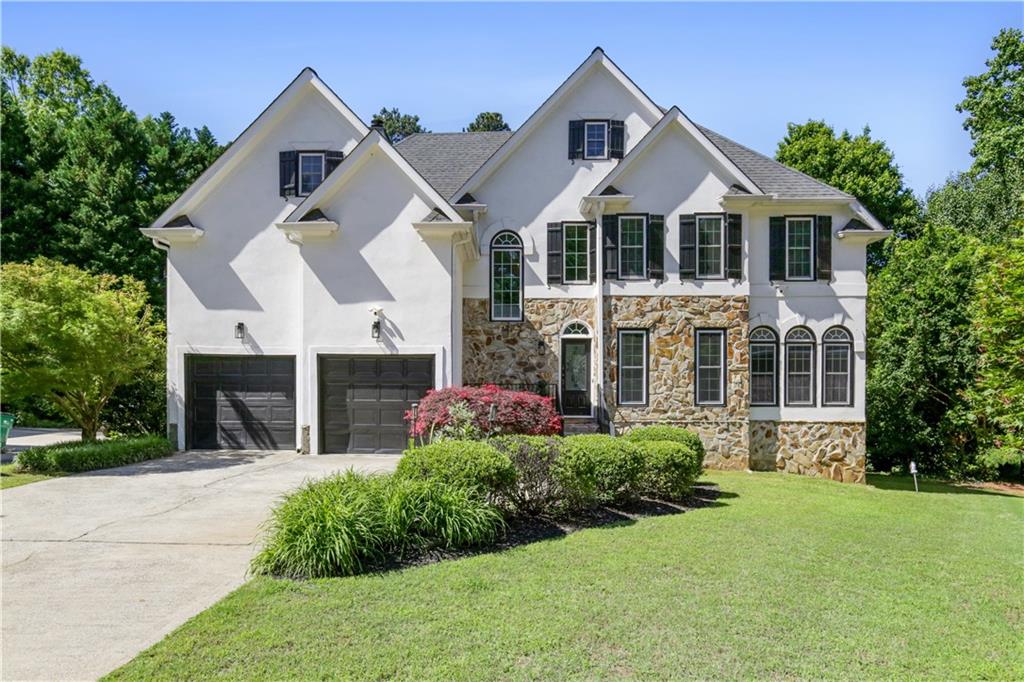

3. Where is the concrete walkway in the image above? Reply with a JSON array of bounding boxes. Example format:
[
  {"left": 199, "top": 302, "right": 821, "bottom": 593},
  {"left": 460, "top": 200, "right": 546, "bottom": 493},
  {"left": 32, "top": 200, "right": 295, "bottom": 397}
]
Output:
[{"left": 1, "top": 450, "right": 398, "bottom": 681}]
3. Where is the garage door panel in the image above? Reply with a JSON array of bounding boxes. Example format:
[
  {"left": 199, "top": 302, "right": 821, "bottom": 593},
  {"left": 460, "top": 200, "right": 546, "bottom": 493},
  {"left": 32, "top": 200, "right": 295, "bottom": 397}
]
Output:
[
  {"left": 186, "top": 355, "right": 295, "bottom": 450},
  {"left": 320, "top": 355, "right": 433, "bottom": 454}
]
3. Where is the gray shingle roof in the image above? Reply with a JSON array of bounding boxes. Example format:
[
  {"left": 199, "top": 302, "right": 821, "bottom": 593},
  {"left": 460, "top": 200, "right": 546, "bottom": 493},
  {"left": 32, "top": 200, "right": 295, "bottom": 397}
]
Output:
[
  {"left": 395, "top": 131, "right": 513, "bottom": 199},
  {"left": 696, "top": 124, "right": 852, "bottom": 200}
]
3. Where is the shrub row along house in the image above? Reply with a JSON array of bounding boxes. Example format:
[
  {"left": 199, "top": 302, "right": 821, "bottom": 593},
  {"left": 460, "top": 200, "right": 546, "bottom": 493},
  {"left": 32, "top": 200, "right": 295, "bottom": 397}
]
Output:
[{"left": 142, "top": 48, "right": 889, "bottom": 483}]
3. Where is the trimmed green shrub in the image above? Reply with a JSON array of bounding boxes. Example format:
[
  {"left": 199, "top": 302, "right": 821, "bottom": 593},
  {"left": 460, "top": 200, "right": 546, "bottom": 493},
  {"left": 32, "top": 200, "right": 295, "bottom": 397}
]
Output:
[
  {"left": 489, "top": 435, "right": 564, "bottom": 515},
  {"left": 624, "top": 425, "right": 706, "bottom": 460},
  {"left": 396, "top": 440, "right": 516, "bottom": 498},
  {"left": 635, "top": 440, "right": 703, "bottom": 501},
  {"left": 15, "top": 435, "right": 173, "bottom": 473},
  {"left": 553, "top": 434, "right": 644, "bottom": 509},
  {"left": 251, "top": 471, "right": 503, "bottom": 579}
]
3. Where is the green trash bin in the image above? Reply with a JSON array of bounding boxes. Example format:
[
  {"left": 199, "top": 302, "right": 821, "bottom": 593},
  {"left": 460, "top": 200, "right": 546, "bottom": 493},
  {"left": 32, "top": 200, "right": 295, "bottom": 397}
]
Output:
[{"left": 0, "top": 412, "right": 15, "bottom": 452}]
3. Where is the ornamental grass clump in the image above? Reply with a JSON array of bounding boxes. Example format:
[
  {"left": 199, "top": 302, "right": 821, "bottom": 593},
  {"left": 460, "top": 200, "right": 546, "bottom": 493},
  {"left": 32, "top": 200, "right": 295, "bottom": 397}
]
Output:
[{"left": 251, "top": 471, "right": 504, "bottom": 579}]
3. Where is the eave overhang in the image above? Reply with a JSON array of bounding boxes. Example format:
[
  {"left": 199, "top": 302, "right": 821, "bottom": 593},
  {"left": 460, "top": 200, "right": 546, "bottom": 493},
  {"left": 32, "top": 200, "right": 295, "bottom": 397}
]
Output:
[
  {"left": 139, "top": 226, "right": 204, "bottom": 248},
  {"left": 274, "top": 220, "right": 339, "bottom": 244},
  {"left": 837, "top": 228, "right": 893, "bottom": 244},
  {"left": 580, "top": 194, "right": 635, "bottom": 217}
]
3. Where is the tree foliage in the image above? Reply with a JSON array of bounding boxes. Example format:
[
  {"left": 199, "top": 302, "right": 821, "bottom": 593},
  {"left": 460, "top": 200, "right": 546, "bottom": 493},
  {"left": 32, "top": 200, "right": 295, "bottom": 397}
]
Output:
[
  {"left": 465, "top": 111, "right": 511, "bottom": 132},
  {"left": 957, "top": 28, "right": 1024, "bottom": 177},
  {"left": 926, "top": 164, "right": 1023, "bottom": 244},
  {"left": 373, "top": 107, "right": 428, "bottom": 143},
  {"left": 0, "top": 47, "right": 222, "bottom": 306},
  {"left": 0, "top": 259, "right": 165, "bottom": 441}
]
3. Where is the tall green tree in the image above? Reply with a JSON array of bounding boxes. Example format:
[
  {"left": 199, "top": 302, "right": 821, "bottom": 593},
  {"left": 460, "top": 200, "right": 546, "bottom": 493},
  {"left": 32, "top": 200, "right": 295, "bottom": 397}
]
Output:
[
  {"left": 0, "top": 259, "right": 165, "bottom": 441},
  {"left": 775, "top": 121, "right": 921, "bottom": 240},
  {"left": 0, "top": 47, "right": 222, "bottom": 306},
  {"left": 373, "top": 107, "right": 428, "bottom": 143},
  {"left": 926, "top": 164, "right": 1023, "bottom": 244},
  {"left": 957, "top": 28, "right": 1024, "bottom": 177},
  {"left": 465, "top": 112, "right": 510, "bottom": 132}
]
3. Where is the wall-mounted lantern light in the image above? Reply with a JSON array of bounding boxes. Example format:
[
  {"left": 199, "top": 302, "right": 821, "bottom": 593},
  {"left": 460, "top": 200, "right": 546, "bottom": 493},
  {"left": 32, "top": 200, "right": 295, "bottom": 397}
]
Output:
[
  {"left": 234, "top": 322, "right": 245, "bottom": 340},
  {"left": 369, "top": 306, "right": 383, "bottom": 340}
]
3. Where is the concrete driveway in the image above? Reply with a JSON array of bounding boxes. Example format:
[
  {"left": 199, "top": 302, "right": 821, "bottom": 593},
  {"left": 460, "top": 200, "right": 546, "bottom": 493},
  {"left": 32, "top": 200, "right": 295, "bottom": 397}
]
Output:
[
  {"left": 1, "top": 427, "right": 83, "bottom": 464},
  {"left": 1, "top": 450, "right": 398, "bottom": 681}
]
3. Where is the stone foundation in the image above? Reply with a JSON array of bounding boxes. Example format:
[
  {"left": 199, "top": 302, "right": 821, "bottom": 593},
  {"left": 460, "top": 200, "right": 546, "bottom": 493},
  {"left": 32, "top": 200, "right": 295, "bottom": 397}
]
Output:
[
  {"left": 604, "top": 295, "right": 750, "bottom": 469},
  {"left": 463, "top": 298, "right": 596, "bottom": 387},
  {"left": 750, "top": 420, "right": 866, "bottom": 484}
]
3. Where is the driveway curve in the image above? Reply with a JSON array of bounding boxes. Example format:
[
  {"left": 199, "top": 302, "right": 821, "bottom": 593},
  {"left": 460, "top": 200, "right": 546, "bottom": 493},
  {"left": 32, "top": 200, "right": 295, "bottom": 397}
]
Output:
[{"left": 1, "top": 450, "right": 397, "bottom": 681}]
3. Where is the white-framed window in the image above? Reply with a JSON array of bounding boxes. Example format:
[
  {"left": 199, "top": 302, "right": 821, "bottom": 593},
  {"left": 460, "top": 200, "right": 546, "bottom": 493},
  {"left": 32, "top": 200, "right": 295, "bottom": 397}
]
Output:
[
  {"left": 563, "top": 223, "right": 590, "bottom": 283},
  {"left": 298, "top": 152, "right": 325, "bottom": 196},
  {"left": 618, "top": 215, "right": 647, "bottom": 279},
  {"left": 697, "top": 215, "right": 725, "bottom": 279},
  {"left": 584, "top": 121, "right": 608, "bottom": 160},
  {"left": 822, "top": 326, "right": 853, "bottom": 406},
  {"left": 749, "top": 326, "right": 778, "bottom": 406},
  {"left": 785, "top": 327, "right": 815, "bottom": 406},
  {"left": 786, "top": 217, "right": 814, "bottom": 280},
  {"left": 696, "top": 329, "right": 726, "bottom": 406},
  {"left": 490, "top": 231, "right": 523, "bottom": 321},
  {"left": 617, "top": 329, "right": 647, "bottom": 405}
]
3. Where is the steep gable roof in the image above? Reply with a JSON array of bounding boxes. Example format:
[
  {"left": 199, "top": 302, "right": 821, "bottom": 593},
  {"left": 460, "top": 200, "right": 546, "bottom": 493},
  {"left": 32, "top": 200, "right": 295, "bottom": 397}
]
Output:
[
  {"left": 283, "top": 130, "right": 463, "bottom": 224},
  {"left": 590, "top": 107, "right": 765, "bottom": 197},
  {"left": 149, "top": 68, "right": 369, "bottom": 228},
  {"left": 395, "top": 131, "right": 512, "bottom": 199},
  {"left": 453, "top": 47, "right": 664, "bottom": 199}
]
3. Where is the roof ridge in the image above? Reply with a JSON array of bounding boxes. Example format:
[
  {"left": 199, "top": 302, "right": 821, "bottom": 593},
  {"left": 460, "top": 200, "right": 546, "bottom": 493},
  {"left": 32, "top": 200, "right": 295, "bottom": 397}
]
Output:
[{"left": 696, "top": 123, "right": 853, "bottom": 199}]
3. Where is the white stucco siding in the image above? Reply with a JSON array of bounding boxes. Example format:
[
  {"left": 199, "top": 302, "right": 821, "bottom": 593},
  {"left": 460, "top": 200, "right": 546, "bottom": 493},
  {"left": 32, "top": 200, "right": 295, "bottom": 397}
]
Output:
[
  {"left": 299, "top": 150, "right": 456, "bottom": 453},
  {"left": 466, "top": 66, "right": 657, "bottom": 299},
  {"left": 164, "top": 88, "right": 368, "bottom": 448},
  {"left": 601, "top": 124, "right": 747, "bottom": 297}
]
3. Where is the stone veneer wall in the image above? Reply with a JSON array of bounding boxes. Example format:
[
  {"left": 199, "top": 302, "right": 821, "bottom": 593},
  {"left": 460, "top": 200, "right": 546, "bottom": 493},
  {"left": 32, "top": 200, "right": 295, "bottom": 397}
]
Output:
[
  {"left": 604, "top": 295, "right": 750, "bottom": 470},
  {"left": 463, "top": 298, "right": 596, "bottom": 388},
  {"left": 750, "top": 421, "right": 866, "bottom": 484}
]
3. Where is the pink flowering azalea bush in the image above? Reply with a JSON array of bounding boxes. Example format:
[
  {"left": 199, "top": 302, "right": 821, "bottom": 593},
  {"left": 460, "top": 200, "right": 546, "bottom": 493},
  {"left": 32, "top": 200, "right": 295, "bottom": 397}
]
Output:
[{"left": 407, "top": 385, "right": 561, "bottom": 440}]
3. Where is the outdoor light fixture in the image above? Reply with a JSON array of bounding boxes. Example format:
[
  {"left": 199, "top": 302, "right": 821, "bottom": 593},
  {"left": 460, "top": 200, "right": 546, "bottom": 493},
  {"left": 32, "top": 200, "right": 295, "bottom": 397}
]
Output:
[
  {"left": 369, "top": 306, "right": 383, "bottom": 340},
  {"left": 234, "top": 322, "right": 245, "bottom": 340}
]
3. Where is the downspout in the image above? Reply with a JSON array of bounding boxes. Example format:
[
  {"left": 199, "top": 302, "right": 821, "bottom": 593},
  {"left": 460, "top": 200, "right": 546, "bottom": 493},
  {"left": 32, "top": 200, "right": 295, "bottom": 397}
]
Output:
[
  {"left": 452, "top": 225, "right": 476, "bottom": 388},
  {"left": 594, "top": 199, "right": 608, "bottom": 433}
]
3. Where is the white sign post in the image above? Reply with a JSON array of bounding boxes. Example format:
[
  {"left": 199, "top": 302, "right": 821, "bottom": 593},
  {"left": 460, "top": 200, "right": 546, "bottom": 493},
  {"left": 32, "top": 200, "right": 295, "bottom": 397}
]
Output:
[{"left": 909, "top": 460, "right": 919, "bottom": 493}]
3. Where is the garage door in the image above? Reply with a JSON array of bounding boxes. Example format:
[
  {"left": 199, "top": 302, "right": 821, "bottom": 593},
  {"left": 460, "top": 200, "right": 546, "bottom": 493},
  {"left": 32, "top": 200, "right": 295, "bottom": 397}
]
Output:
[
  {"left": 186, "top": 355, "right": 296, "bottom": 450},
  {"left": 319, "top": 355, "right": 434, "bottom": 454}
]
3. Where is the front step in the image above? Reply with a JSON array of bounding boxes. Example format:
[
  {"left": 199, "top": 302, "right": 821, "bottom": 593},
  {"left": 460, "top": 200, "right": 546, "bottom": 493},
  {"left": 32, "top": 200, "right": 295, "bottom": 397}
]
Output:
[{"left": 562, "top": 417, "right": 600, "bottom": 435}]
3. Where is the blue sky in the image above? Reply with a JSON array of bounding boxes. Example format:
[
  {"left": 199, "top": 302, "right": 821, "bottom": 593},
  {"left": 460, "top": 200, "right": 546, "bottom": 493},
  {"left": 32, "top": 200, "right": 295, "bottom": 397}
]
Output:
[{"left": 3, "top": 2, "right": 1020, "bottom": 196}]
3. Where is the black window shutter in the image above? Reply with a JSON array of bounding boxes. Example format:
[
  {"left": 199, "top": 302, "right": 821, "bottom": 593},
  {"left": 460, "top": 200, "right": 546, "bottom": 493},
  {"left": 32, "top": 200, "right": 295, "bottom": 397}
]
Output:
[
  {"left": 603, "top": 214, "right": 618, "bottom": 278},
  {"left": 568, "top": 120, "right": 584, "bottom": 160},
  {"left": 547, "top": 222, "right": 563, "bottom": 285},
  {"left": 679, "top": 214, "right": 696, "bottom": 279},
  {"left": 325, "top": 150, "right": 344, "bottom": 176},
  {"left": 769, "top": 216, "right": 786, "bottom": 281},
  {"left": 648, "top": 214, "right": 665, "bottom": 280},
  {"left": 279, "top": 150, "right": 298, "bottom": 197},
  {"left": 609, "top": 120, "right": 625, "bottom": 159},
  {"left": 588, "top": 222, "right": 597, "bottom": 283},
  {"left": 816, "top": 215, "right": 833, "bottom": 281},
  {"left": 726, "top": 213, "right": 743, "bottom": 279}
]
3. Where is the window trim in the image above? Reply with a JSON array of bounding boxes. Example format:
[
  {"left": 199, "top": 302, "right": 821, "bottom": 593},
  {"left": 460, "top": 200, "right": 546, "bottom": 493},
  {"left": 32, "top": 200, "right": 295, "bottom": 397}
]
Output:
[
  {"left": 562, "top": 222, "right": 590, "bottom": 284},
  {"left": 297, "top": 152, "right": 326, "bottom": 196},
  {"left": 749, "top": 326, "right": 779, "bottom": 407},
  {"left": 617, "top": 214, "right": 648, "bottom": 280},
  {"left": 695, "top": 213, "right": 726, "bottom": 280},
  {"left": 785, "top": 216, "right": 815, "bottom": 281},
  {"left": 821, "top": 326, "right": 854, "bottom": 407},
  {"left": 784, "top": 326, "right": 816, "bottom": 407},
  {"left": 583, "top": 120, "right": 609, "bottom": 160},
  {"left": 695, "top": 328, "right": 727, "bottom": 407},
  {"left": 616, "top": 328, "right": 648, "bottom": 406},
  {"left": 489, "top": 231, "right": 523, "bottom": 322}
]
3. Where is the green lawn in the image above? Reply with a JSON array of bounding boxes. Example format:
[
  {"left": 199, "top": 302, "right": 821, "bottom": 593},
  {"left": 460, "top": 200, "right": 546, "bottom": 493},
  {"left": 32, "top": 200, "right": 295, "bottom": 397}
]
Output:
[
  {"left": 108, "top": 471, "right": 1023, "bottom": 680},
  {"left": 0, "top": 462, "right": 61, "bottom": 489}
]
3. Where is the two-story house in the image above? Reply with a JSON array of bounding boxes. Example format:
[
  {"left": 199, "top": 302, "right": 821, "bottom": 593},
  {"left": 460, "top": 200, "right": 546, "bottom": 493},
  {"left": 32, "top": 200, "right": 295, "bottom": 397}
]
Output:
[{"left": 141, "top": 48, "right": 889, "bottom": 483}]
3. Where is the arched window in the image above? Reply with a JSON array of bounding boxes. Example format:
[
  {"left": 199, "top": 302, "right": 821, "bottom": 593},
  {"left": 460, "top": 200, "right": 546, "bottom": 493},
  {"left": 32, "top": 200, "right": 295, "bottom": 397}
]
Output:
[
  {"left": 561, "top": 320, "right": 592, "bottom": 337},
  {"left": 749, "top": 327, "right": 779, "bottom": 406},
  {"left": 822, "top": 326, "right": 853, "bottom": 406},
  {"left": 785, "top": 327, "right": 816, "bottom": 406},
  {"left": 490, "top": 231, "right": 523, "bottom": 321}
]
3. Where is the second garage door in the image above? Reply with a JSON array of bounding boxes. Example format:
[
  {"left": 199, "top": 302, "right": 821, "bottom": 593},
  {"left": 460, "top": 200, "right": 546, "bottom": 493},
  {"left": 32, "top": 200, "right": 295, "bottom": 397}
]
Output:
[{"left": 319, "top": 355, "right": 434, "bottom": 454}]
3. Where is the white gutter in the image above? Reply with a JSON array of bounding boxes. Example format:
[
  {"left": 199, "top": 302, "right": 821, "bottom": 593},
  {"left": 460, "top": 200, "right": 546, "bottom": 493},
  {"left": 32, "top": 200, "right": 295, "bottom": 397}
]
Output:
[{"left": 593, "top": 199, "right": 607, "bottom": 434}]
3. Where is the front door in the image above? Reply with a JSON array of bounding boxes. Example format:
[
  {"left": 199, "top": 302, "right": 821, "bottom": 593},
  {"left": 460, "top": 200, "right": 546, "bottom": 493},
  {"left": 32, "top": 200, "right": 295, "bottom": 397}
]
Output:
[{"left": 560, "top": 339, "right": 591, "bottom": 416}]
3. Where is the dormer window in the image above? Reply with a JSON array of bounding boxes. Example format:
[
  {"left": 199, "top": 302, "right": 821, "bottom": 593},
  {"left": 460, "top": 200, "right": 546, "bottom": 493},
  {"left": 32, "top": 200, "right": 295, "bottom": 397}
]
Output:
[
  {"left": 584, "top": 121, "right": 608, "bottom": 160},
  {"left": 298, "top": 153, "right": 325, "bottom": 196}
]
